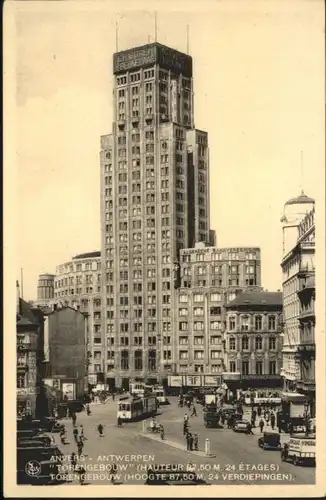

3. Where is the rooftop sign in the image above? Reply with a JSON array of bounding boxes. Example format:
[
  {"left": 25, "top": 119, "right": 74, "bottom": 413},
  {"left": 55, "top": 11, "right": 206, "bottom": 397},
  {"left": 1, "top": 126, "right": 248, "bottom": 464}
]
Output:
[{"left": 113, "top": 43, "right": 192, "bottom": 78}]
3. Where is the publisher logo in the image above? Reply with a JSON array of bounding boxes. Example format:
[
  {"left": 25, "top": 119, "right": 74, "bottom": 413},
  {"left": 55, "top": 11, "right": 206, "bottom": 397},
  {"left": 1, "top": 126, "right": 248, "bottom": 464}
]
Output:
[{"left": 25, "top": 460, "right": 41, "bottom": 477}]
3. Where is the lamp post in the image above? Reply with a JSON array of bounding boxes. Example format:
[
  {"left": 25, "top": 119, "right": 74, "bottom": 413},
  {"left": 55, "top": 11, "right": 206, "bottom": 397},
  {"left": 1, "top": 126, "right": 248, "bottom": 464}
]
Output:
[{"left": 304, "top": 401, "right": 310, "bottom": 436}]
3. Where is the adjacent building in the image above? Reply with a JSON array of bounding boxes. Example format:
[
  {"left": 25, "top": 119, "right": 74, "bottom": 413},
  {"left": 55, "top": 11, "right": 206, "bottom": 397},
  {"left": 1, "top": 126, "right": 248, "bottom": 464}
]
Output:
[
  {"left": 44, "top": 306, "right": 88, "bottom": 400},
  {"left": 34, "top": 251, "right": 102, "bottom": 385},
  {"left": 223, "top": 291, "right": 283, "bottom": 398},
  {"left": 280, "top": 192, "right": 315, "bottom": 414},
  {"left": 16, "top": 282, "right": 47, "bottom": 418},
  {"left": 100, "top": 42, "right": 215, "bottom": 388}
]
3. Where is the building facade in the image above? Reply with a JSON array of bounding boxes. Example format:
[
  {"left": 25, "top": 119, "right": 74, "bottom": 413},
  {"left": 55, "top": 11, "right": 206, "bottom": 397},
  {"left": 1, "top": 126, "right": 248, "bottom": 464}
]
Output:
[
  {"left": 44, "top": 306, "right": 88, "bottom": 400},
  {"left": 223, "top": 291, "right": 283, "bottom": 396},
  {"left": 16, "top": 282, "right": 47, "bottom": 418},
  {"left": 173, "top": 245, "right": 263, "bottom": 385},
  {"left": 280, "top": 193, "right": 315, "bottom": 411},
  {"left": 35, "top": 252, "right": 102, "bottom": 385},
  {"left": 100, "top": 43, "right": 215, "bottom": 388}
]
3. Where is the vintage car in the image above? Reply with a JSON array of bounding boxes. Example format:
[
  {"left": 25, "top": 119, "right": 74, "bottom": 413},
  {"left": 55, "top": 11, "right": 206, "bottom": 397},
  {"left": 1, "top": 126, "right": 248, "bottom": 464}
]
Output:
[
  {"left": 17, "top": 434, "right": 53, "bottom": 447},
  {"left": 232, "top": 419, "right": 250, "bottom": 433},
  {"left": 258, "top": 432, "right": 282, "bottom": 451}
]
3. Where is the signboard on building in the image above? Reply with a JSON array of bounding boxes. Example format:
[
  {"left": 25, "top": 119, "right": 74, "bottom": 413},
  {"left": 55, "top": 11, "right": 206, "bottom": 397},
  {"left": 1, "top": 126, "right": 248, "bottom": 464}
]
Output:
[
  {"left": 168, "top": 375, "right": 183, "bottom": 387},
  {"left": 204, "top": 375, "right": 222, "bottom": 387},
  {"left": 185, "top": 375, "right": 202, "bottom": 387},
  {"left": 62, "top": 383, "right": 76, "bottom": 400},
  {"left": 16, "top": 387, "right": 38, "bottom": 396},
  {"left": 241, "top": 375, "right": 281, "bottom": 381},
  {"left": 113, "top": 44, "right": 192, "bottom": 77}
]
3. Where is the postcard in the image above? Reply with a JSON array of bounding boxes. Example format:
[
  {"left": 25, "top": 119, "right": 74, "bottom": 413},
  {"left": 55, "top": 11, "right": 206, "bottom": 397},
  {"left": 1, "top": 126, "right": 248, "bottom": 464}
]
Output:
[{"left": 4, "top": 0, "right": 325, "bottom": 497}]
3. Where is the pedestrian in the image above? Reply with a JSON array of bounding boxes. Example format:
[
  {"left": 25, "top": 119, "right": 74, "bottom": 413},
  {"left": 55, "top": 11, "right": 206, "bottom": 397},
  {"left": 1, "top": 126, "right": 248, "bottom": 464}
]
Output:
[
  {"left": 193, "top": 433, "right": 199, "bottom": 451},
  {"left": 251, "top": 416, "right": 256, "bottom": 428},
  {"left": 77, "top": 465, "right": 86, "bottom": 485},
  {"left": 183, "top": 422, "right": 188, "bottom": 436},
  {"left": 246, "top": 422, "right": 254, "bottom": 435},
  {"left": 191, "top": 405, "right": 197, "bottom": 417},
  {"left": 265, "top": 412, "right": 270, "bottom": 427},
  {"left": 70, "top": 452, "right": 77, "bottom": 470},
  {"left": 110, "top": 463, "right": 118, "bottom": 484},
  {"left": 80, "top": 424, "right": 84, "bottom": 440},
  {"left": 186, "top": 433, "right": 192, "bottom": 451},
  {"left": 189, "top": 433, "right": 194, "bottom": 451},
  {"left": 160, "top": 425, "right": 165, "bottom": 440},
  {"left": 73, "top": 427, "right": 79, "bottom": 442},
  {"left": 97, "top": 423, "right": 104, "bottom": 437},
  {"left": 86, "top": 404, "right": 91, "bottom": 416},
  {"left": 184, "top": 413, "right": 189, "bottom": 423},
  {"left": 112, "top": 393, "right": 115, "bottom": 402},
  {"left": 259, "top": 418, "right": 264, "bottom": 433},
  {"left": 271, "top": 413, "right": 276, "bottom": 430},
  {"left": 72, "top": 414, "right": 76, "bottom": 427},
  {"left": 117, "top": 416, "right": 122, "bottom": 427},
  {"left": 77, "top": 440, "right": 84, "bottom": 458}
]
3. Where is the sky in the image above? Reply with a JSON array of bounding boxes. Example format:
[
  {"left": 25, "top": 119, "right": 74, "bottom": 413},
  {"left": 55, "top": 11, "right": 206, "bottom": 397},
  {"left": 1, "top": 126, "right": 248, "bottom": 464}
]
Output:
[{"left": 9, "top": 0, "right": 324, "bottom": 300}]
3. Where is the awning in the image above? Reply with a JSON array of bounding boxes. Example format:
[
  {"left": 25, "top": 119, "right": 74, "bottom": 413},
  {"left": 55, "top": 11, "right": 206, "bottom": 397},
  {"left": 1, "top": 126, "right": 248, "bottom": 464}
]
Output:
[{"left": 281, "top": 392, "right": 309, "bottom": 404}]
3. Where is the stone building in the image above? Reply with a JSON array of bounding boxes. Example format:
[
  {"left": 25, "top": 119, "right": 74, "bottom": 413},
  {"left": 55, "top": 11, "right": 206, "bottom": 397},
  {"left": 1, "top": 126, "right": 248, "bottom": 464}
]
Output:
[{"left": 223, "top": 291, "right": 283, "bottom": 397}]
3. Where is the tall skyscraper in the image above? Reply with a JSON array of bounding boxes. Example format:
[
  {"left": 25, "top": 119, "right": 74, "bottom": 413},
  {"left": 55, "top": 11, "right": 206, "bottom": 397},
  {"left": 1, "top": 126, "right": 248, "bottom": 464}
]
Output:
[{"left": 100, "top": 42, "right": 213, "bottom": 389}]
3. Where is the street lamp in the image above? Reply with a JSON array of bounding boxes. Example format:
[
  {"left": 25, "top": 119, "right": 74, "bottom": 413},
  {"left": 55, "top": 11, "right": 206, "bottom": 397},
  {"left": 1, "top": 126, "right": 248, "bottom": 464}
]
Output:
[{"left": 303, "top": 401, "right": 310, "bottom": 436}]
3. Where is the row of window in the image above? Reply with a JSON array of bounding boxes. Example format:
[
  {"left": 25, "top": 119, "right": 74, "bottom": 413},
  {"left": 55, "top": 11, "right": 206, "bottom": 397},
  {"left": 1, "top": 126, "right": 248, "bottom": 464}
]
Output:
[
  {"left": 182, "top": 252, "right": 257, "bottom": 263},
  {"left": 229, "top": 316, "right": 278, "bottom": 331},
  {"left": 179, "top": 321, "right": 222, "bottom": 330},
  {"left": 229, "top": 360, "right": 277, "bottom": 375},
  {"left": 179, "top": 350, "right": 221, "bottom": 360}
]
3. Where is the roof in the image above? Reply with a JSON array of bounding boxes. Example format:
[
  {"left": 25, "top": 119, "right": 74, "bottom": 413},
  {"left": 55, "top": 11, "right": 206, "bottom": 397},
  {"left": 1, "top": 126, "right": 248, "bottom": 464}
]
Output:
[
  {"left": 17, "top": 298, "right": 44, "bottom": 328},
  {"left": 72, "top": 251, "right": 101, "bottom": 260},
  {"left": 285, "top": 190, "right": 315, "bottom": 206},
  {"left": 226, "top": 291, "right": 283, "bottom": 308}
]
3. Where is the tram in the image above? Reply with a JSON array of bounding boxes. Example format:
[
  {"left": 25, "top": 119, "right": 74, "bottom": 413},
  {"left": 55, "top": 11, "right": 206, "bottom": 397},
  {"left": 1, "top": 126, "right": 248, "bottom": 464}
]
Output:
[
  {"left": 117, "top": 395, "right": 157, "bottom": 422},
  {"left": 129, "top": 382, "right": 154, "bottom": 396},
  {"left": 153, "top": 386, "right": 169, "bottom": 405}
]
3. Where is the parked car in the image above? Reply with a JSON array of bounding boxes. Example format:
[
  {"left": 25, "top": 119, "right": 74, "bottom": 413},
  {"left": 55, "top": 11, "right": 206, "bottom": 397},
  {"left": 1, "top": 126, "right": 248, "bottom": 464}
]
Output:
[
  {"left": 258, "top": 432, "right": 282, "bottom": 451},
  {"left": 233, "top": 420, "right": 250, "bottom": 433}
]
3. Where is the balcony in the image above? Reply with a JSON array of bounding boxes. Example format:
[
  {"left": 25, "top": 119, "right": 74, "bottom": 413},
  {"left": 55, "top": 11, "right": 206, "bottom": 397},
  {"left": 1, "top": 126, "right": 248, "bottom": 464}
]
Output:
[
  {"left": 298, "top": 340, "right": 315, "bottom": 353},
  {"left": 298, "top": 308, "right": 315, "bottom": 320}
]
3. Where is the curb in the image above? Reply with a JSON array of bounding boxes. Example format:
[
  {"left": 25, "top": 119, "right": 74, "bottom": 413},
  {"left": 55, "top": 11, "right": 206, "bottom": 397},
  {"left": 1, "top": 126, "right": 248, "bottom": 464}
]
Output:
[{"left": 137, "top": 433, "right": 216, "bottom": 458}]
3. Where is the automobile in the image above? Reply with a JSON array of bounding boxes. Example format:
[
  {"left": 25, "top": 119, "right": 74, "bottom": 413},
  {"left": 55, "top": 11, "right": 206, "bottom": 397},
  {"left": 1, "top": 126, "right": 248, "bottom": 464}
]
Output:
[
  {"left": 18, "top": 434, "right": 53, "bottom": 447},
  {"left": 258, "top": 432, "right": 282, "bottom": 451},
  {"left": 232, "top": 420, "right": 250, "bottom": 433},
  {"left": 281, "top": 435, "right": 316, "bottom": 467}
]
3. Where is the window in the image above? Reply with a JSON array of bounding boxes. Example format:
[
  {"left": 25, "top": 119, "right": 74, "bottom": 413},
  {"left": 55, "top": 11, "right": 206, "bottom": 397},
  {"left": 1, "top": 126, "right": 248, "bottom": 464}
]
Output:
[
  {"left": 194, "top": 350, "right": 204, "bottom": 360},
  {"left": 211, "top": 351, "right": 220, "bottom": 359},
  {"left": 269, "top": 336, "right": 276, "bottom": 350},
  {"left": 193, "top": 307, "right": 204, "bottom": 316},
  {"left": 194, "top": 336, "right": 204, "bottom": 345},
  {"left": 228, "top": 292, "right": 236, "bottom": 302},
  {"left": 134, "top": 350, "right": 143, "bottom": 371},
  {"left": 241, "top": 315, "right": 250, "bottom": 331},
  {"left": 268, "top": 316, "right": 276, "bottom": 330},
  {"left": 242, "top": 361, "right": 249, "bottom": 375},
  {"left": 194, "top": 365, "right": 204, "bottom": 373},
  {"left": 210, "top": 306, "right": 221, "bottom": 315},
  {"left": 255, "top": 316, "right": 262, "bottom": 331},
  {"left": 17, "top": 375, "right": 26, "bottom": 388},
  {"left": 194, "top": 321, "right": 204, "bottom": 331},
  {"left": 179, "top": 350, "right": 188, "bottom": 360},
  {"left": 193, "top": 294, "right": 203, "bottom": 302},
  {"left": 210, "top": 293, "right": 221, "bottom": 302},
  {"left": 255, "top": 335, "right": 263, "bottom": 350},
  {"left": 256, "top": 361, "right": 263, "bottom": 375},
  {"left": 210, "top": 321, "right": 221, "bottom": 330},
  {"left": 148, "top": 350, "right": 156, "bottom": 371},
  {"left": 179, "top": 321, "right": 188, "bottom": 330},
  {"left": 229, "top": 317, "right": 236, "bottom": 330},
  {"left": 121, "top": 350, "right": 129, "bottom": 370},
  {"left": 179, "top": 336, "right": 188, "bottom": 345},
  {"left": 229, "top": 337, "right": 236, "bottom": 350},
  {"left": 179, "top": 308, "right": 188, "bottom": 317},
  {"left": 269, "top": 361, "right": 276, "bottom": 374},
  {"left": 242, "top": 335, "right": 249, "bottom": 350},
  {"left": 179, "top": 294, "right": 188, "bottom": 303},
  {"left": 229, "top": 361, "right": 236, "bottom": 373}
]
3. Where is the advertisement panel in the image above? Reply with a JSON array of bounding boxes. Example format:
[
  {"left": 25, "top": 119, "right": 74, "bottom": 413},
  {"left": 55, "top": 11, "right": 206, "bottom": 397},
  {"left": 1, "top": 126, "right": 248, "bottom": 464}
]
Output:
[
  {"left": 290, "top": 403, "right": 305, "bottom": 418},
  {"left": 168, "top": 375, "right": 183, "bottom": 387},
  {"left": 185, "top": 375, "right": 202, "bottom": 387},
  {"left": 62, "top": 382, "right": 76, "bottom": 400},
  {"left": 204, "top": 375, "right": 221, "bottom": 387}
]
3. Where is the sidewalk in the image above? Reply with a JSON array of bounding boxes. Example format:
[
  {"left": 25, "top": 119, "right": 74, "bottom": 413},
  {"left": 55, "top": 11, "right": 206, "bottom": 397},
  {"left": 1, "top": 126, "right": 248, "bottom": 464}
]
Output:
[{"left": 138, "top": 432, "right": 216, "bottom": 458}]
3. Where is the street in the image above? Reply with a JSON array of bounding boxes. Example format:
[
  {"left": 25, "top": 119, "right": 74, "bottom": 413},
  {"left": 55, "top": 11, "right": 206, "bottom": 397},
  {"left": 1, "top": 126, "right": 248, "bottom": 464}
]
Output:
[{"left": 50, "top": 397, "right": 315, "bottom": 486}]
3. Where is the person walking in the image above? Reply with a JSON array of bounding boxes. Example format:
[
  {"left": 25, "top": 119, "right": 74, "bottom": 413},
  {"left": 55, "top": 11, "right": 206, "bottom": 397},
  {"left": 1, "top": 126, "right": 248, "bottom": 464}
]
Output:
[
  {"left": 97, "top": 423, "right": 104, "bottom": 437},
  {"left": 186, "top": 432, "right": 192, "bottom": 451},
  {"left": 117, "top": 416, "right": 122, "bottom": 427},
  {"left": 193, "top": 433, "right": 199, "bottom": 451},
  {"left": 73, "top": 426, "right": 79, "bottom": 443},
  {"left": 86, "top": 404, "right": 91, "bottom": 416},
  {"left": 110, "top": 463, "right": 118, "bottom": 484},
  {"left": 191, "top": 405, "right": 197, "bottom": 417},
  {"left": 270, "top": 412, "right": 276, "bottom": 430},
  {"left": 183, "top": 421, "right": 188, "bottom": 436},
  {"left": 72, "top": 413, "right": 77, "bottom": 427},
  {"left": 80, "top": 424, "right": 85, "bottom": 441},
  {"left": 259, "top": 418, "right": 264, "bottom": 433},
  {"left": 246, "top": 422, "right": 254, "bottom": 435},
  {"left": 189, "top": 433, "right": 194, "bottom": 451},
  {"left": 265, "top": 411, "right": 270, "bottom": 427},
  {"left": 78, "top": 465, "right": 86, "bottom": 485},
  {"left": 160, "top": 425, "right": 165, "bottom": 440},
  {"left": 77, "top": 440, "right": 84, "bottom": 458}
]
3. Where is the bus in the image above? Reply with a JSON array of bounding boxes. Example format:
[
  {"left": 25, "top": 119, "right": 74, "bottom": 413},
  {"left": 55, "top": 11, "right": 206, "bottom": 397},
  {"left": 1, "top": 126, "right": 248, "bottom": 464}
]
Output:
[
  {"left": 117, "top": 395, "right": 157, "bottom": 422},
  {"left": 153, "top": 386, "right": 169, "bottom": 405}
]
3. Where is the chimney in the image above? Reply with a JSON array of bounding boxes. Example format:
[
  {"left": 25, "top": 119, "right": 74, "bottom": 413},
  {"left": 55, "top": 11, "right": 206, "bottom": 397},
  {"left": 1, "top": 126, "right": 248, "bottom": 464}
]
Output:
[{"left": 16, "top": 280, "right": 20, "bottom": 315}]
